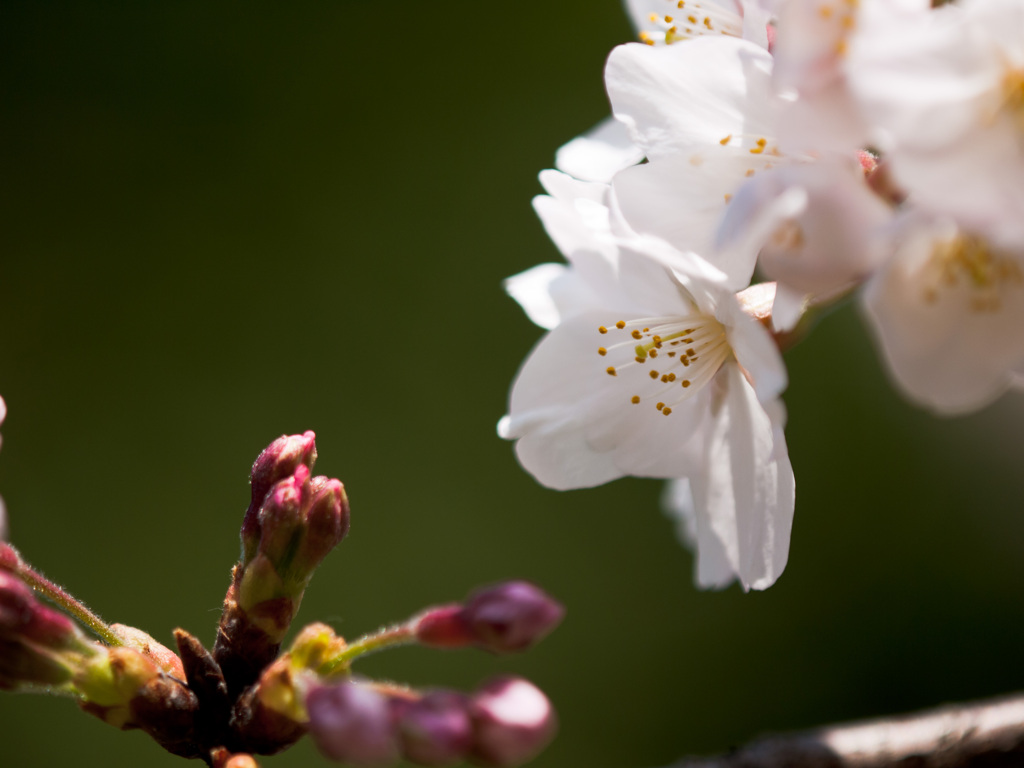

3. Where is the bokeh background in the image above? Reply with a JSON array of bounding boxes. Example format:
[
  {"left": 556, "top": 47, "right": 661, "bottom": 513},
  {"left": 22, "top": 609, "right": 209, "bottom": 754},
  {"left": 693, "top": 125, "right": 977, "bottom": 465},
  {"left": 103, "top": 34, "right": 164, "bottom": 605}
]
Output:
[{"left": 3, "top": 3, "right": 1024, "bottom": 767}]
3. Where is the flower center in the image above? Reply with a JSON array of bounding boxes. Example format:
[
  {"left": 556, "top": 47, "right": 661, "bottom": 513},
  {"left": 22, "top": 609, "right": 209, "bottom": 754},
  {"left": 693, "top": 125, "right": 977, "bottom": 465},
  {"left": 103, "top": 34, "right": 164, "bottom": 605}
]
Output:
[
  {"left": 1000, "top": 67, "right": 1024, "bottom": 134},
  {"left": 597, "top": 314, "right": 731, "bottom": 416},
  {"left": 922, "top": 233, "right": 1024, "bottom": 313},
  {"left": 637, "top": 0, "right": 742, "bottom": 46}
]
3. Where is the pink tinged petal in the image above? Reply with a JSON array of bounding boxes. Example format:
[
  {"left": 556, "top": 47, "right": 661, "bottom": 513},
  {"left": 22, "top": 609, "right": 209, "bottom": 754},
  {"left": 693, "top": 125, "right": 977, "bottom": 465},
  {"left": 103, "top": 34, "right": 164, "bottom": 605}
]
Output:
[
  {"left": 0, "top": 496, "right": 7, "bottom": 543},
  {"left": 862, "top": 221, "right": 1024, "bottom": 414},
  {"left": 718, "top": 160, "right": 894, "bottom": 300},
  {"left": 554, "top": 118, "right": 644, "bottom": 183},
  {"left": 693, "top": 364, "right": 795, "bottom": 591},
  {"left": 605, "top": 37, "right": 777, "bottom": 160},
  {"left": 771, "top": 283, "right": 809, "bottom": 333}
]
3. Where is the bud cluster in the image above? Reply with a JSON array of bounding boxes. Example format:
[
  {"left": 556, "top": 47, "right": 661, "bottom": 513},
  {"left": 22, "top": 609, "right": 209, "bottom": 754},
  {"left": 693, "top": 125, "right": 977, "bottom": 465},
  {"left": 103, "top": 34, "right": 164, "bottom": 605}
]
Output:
[
  {"left": 214, "top": 432, "right": 350, "bottom": 696},
  {"left": 0, "top": 431, "right": 562, "bottom": 767},
  {"left": 307, "top": 676, "right": 557, "bottom": 768}
]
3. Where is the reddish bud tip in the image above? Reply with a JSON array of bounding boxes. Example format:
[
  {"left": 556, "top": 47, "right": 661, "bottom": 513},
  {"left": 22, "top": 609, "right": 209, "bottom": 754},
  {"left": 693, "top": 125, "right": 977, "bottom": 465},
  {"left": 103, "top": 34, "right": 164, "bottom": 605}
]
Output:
[
  {"left": 307, "top": 681, "right": 400, "bottom": 766},
  {"left": 250, "top": 432, "right": 318, "bottom": 510},
  {"left": 469, "top": 676, "right": 557, "bottom": 767},
  {"left": 242, "top": 432, "right": 317, "bottom": 557},
  {"left": 398, "top": 690, "right": 473, "bottom": 767},
  {"left": 411, "top": 605, "right": 473, "bottom": 649},
  {"left": 461, "top": 581, "right": 564, "bottom": 654},
  {"left": 300, "top": 477, "right": 350, "bottom": 568}
]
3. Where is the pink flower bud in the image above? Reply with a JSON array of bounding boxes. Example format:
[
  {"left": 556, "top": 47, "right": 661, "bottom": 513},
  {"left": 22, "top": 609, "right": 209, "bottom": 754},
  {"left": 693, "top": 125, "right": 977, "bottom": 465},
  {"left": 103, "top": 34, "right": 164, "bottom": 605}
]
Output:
[
  {"left": 461, "top": 581, "right": 564, "bottom": 654},
  {"left": 0, "top": 571, "right": 78, "bottom": 650},
  {"left": 257, "top": 467, "right": 309, "bottom": 570},
  {"left": 398, "top": 690, "right": 473, "bottom": 767},
  {"left": 469, "top": 676, "right": 557, "bottom": 767},
  {"left": 249, "top": 431, "right": 318, "bottom": 509},
  {"left": 307, "top": 681, "right": 399, "bottom": 766},
  {"left": 299, "top": 477, "right": 350, "bottom": 570},
  {"left": 242, "top": 432, "right": 317, "bottom": 558},
  {"left": 411, "top": 605, "right": 473, "bottom": 649}
]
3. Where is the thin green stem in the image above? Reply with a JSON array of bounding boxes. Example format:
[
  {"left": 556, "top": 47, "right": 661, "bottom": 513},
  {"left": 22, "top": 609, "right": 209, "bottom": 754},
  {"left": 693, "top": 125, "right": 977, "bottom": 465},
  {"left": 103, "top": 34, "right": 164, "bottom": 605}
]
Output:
[
  {"left": 320, "top": 624, "right": 414, "bottom": 676},
  {"left": 6, "top": 548, "right": 122, "bottom": 647}
]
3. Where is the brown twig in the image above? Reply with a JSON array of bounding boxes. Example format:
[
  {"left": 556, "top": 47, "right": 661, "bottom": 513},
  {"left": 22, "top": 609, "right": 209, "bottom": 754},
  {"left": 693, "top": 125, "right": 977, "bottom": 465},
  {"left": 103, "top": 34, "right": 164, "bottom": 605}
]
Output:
[{"left": 673, "top": 692, "right": 1024, "bottom": 768}]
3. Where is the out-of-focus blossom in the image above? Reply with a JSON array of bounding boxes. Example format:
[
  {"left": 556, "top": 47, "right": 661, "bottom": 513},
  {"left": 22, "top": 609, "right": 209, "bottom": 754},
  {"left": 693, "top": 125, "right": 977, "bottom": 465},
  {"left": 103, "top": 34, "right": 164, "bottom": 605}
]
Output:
[{"left": 862, "top": 216, "right": 1024, "bottom": 414}]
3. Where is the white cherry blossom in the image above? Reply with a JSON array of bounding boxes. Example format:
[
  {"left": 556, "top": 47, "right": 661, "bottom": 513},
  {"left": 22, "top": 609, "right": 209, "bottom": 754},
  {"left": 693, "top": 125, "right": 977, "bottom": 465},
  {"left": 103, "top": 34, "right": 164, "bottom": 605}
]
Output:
[
  {"left": 862, "top": 217, "right": 1024, "bottom": 414},
  {"left": 847, "top": 0, "right": 1024, "bottom": 244},
  {"left": 500, "top": 173, "right": 794, "bottom": 590}
]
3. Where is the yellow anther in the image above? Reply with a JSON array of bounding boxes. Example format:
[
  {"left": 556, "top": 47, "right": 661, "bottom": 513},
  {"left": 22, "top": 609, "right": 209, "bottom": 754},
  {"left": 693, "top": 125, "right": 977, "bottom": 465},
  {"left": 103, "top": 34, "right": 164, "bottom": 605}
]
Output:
[
  {"left": 635, "top": 356, "right": 647, "bottom": 364},
  {"left": 606, "top": 367, "right": 617, "bottom": 376},
  {"left": 649, "top": 348, "right": 659, "bottom": 358},
  {"left": 656, "top": 402, "right": 665, "bottom": 410},
  {"left": 598, "top": 325, "right": 608, "bottom": 334},
  {"left": 703, "top": 16, "right": 712, "bottom": 29},
  {"left": 649, "top": 12, "right": 660, "bottom": 21},
  {"left": 615, "top": 320, "right": 626, "bottom": 329},
  {"left": 745, "top": 168, "right": 756, "bottom": 177},
  {"left": 724, "top": 193, "right": 733, "bottom": 203},
  {"left": 719, "top": 134, "right": 732, "bottom": 146},
  {"left": 598, "top": 347, "right": 607, "bottom": 356},
  {"left": 667, "top": 373, "right": 676, "bottom": 382},
  {"left": 682, "top": 380, "right": 691, "bottom": 388},
  {"left": 631, "top": 395, "right": 641, "bottom": 404},
  {"left": 687, "top": 14, "right": 697, "bottom": 23},
  {"left": 662, "top": 407, "right": 673, "bottom": 416},
  {"left": 664, "top": 15, "right": 673, "bottom": 22},
  {"left": 632, "top": 329, "right": 643, "bottom": 339},
  {"left": 649, "top": 370, "right": 660, "bottom": 379}
]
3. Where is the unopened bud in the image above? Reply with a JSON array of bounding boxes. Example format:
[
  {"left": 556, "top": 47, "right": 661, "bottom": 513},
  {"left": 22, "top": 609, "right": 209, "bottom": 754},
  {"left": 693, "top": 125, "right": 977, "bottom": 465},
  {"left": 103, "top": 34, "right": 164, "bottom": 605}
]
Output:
[
  {"left": 307, "top": 680, "right": 399, "bottom": 766},
  {"left": 461, "top": 581, "right": 564, "bottom": 654},
  {"left": 242, "top": 431, "right": 317, "bottom": 561},
  {"left": 0, "top": 571, "right": 87, "bottom": 651},
  {"left": 398, "top": 690, "right": 473, "bottom": 767},
  {"left": 469, "top": 676, "right": 557, "bottom": 768},
  {"left": 411, "top": 605, "right": 473, "bottom": 649},
  {"left": 300, "top": 477, "right": 350, "bottom": 569},
  {"left": 110, "top": 624, "right": 185, "bottom": 679}
]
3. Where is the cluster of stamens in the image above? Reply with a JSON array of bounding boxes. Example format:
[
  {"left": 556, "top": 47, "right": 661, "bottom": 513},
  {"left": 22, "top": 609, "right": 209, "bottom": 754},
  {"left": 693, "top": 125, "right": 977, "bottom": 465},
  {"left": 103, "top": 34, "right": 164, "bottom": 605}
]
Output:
[
  {"left": 637, "top": 0, "right": 742, "bottom": 45},
  {"left": 817, "top": 0, "right": 859, "bottom": 56},
  {"left": 597, "top": 315, "right": 730, "bottom": 416},
  {"left": 922, "top": 234, "right": 1024, "bottom": 313}
]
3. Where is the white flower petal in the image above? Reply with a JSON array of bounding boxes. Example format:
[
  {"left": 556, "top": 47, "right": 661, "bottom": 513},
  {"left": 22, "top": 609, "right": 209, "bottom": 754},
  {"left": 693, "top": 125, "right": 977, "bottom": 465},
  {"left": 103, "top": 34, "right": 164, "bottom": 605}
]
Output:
[
  {"left": 554, "top": 118, "right": 644, "bottom": 183},
  {"left": 503, "top": 264, "right": 570, "bottom": 331},
  {"left": 663, "top": 477, "right": 737, "bottom": 589},
  {"left": 862, "top": 220, "right": 1024, "bottom": 413},
  {"left": 605, "top": 37, "right": 777, "bottom": 160},
  {"left": 695, "top": 364, "right": 794, "bottom": 590}
]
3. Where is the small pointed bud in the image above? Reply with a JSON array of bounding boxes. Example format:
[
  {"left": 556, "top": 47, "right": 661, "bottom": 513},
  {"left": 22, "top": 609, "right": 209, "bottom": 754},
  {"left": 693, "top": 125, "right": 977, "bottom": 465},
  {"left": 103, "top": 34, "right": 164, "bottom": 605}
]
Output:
[
  {"left": 230, "top": 656, "right": 307, "bottom": 754},
  {"left": 0, "top": 571, "right": 85, "bottom": 651},
  {"left": 299, "top": 477, "right": 350, "bottom": 570},
  {"left": 469, "top": 677, "right": 557, "bottom": 767},
  {"left": 242, "top": 431, "right": 317, "bottom": 561},
  {"left": 307, "top": 680, "right": 400, "bottom": 766},
  {"left": 411, "top": 604, "right": 473, "bottom": 649},
  {"left": 398, "top": 690, "right": 473, "bottom": 767},
  {"left": 257, "top": 467, "right": 310, "bottom": 572},
  {"left": 461, "top": 581, "right": 564, "bottom": 654},
  {"left": 110, "top": 624, "right": 185, "bottom": 679}
]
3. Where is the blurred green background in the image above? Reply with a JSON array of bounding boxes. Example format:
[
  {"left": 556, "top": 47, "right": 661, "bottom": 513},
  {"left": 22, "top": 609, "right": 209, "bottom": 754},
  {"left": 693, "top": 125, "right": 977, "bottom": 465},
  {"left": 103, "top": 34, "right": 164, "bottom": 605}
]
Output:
[{"left": 2, "top": 3, "right": 1024, "bottom": 767}]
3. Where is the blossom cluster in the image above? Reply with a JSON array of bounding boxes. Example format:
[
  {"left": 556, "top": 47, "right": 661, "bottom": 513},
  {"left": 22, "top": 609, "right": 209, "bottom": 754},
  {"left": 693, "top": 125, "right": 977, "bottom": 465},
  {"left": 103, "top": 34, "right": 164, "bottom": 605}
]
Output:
[{"left": 500, "top": 0, "right": 1024, "bottom": 590}]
